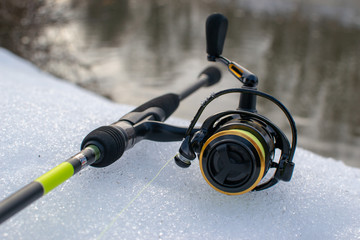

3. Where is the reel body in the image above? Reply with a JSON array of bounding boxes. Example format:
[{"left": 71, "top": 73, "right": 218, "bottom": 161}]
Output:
[
  {"left": 174, "top": 13, "right": 297, "bottom": 195},
  {"left": 175, "top": 88, "right": 297, "bottom": 195}
]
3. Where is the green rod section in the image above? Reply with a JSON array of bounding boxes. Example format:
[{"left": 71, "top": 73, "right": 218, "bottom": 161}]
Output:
[{"left": 0, "top": 145, "right": 100, "bottom": 224}]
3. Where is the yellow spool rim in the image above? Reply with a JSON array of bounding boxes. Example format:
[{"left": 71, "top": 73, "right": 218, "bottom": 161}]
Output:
[{"left": 199, "top": 129, "right": 266, "bottom": 195}]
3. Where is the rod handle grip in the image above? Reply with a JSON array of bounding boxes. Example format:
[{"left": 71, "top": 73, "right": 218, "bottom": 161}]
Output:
[
  {"left": 81, "top": 125, "right": 126, "bottom": 168},
  {"left": 120, "top": 93, "right": 180, "bottom": 124}
]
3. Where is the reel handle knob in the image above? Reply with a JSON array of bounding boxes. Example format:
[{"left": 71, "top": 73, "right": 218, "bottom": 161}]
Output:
[{"left": 206, "top": 13, "right": 228, "bottom": 60}]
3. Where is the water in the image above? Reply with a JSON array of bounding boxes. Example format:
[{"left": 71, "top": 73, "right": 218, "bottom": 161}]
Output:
[{"left": 1, "top": 0, "right": 359, "bottom": 168}]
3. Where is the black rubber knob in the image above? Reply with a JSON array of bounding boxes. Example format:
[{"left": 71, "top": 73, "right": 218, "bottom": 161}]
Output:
[
  {"left": 206, "top": 13, "right": 228, "bottom": 58},
  {"left": 81, "top": 125, "right": 127, "bottom": 168}
]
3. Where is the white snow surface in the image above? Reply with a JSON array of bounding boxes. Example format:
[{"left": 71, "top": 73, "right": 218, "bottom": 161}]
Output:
[{"left": 0, "top": 48, "right": 359, "bottom": 239}]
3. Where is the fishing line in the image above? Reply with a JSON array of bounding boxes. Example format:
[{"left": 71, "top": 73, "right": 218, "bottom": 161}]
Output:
[{"left": 96, "top": 156, "right": 174, "bottom": 240}]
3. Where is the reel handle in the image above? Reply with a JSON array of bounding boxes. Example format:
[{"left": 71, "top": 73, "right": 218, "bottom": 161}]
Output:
[{"left": 206, "top": 13, "right": 228, "bottom": 60}]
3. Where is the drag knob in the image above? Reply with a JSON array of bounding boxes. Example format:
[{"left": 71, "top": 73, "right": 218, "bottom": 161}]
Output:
[{"left": 199, "top": 129, "right": 266, "bottom": 195}]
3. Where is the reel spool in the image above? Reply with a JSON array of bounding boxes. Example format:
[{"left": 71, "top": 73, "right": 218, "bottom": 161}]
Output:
[{"left": 198, "top": 117, "right": 274, "bottom": 195}]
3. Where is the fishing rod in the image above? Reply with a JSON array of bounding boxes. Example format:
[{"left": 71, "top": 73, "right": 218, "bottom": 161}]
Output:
[
  {"left": 0, "top": 13, "right": 297, "bottom": 224},
  {"left": 0, "top": 66, "right": 221, "bottom": 224}
]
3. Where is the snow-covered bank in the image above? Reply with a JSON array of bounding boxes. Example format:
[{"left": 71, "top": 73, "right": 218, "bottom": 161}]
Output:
[{"left": 0, "top": 48, "right": 359, "bottom": 239}]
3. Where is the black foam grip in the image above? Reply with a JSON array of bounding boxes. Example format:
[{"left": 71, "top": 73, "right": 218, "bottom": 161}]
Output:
[
  {"left": 206, "top": 13, "right": 228, "bottom": 57},
  {"left": 200, "top": 66, "right": 222, "bottom": 86},
  {"left": 130, "top": 93, "right": 180, "bottom": 120},
  {"left": 81, "top": 125, "right": 126, "bottom": 168}
]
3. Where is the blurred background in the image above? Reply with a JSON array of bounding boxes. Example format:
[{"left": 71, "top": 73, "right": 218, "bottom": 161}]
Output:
[{"left": 1, "top": 0, "right": 359, "bottom": 168}]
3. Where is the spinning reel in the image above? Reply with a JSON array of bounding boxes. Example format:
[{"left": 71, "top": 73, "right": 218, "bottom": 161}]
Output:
[{"left": 174, "top": 13, "right": 297, "bottom": 195}]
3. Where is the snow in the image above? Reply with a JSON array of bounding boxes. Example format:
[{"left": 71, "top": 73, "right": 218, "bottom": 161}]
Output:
[{"left": 0, "top": 47, "right": 359, "bottom": 239}]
